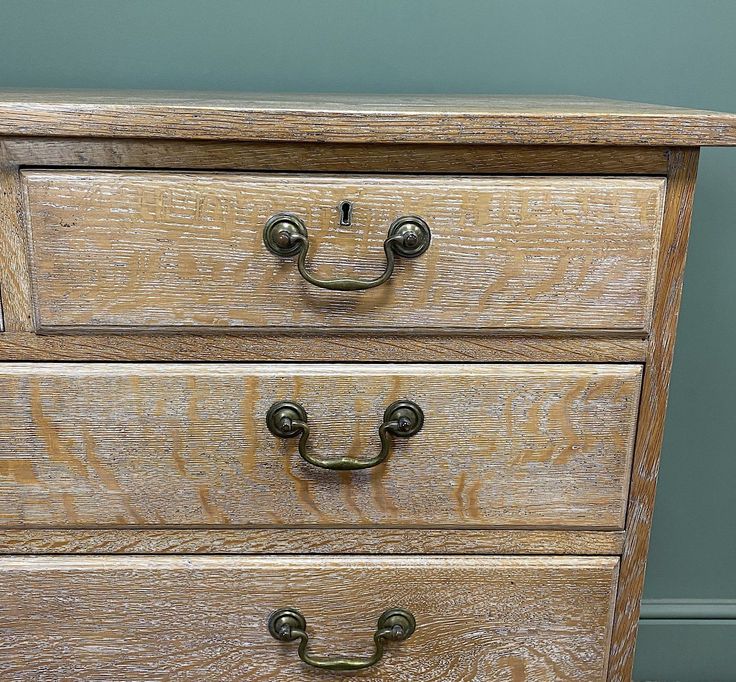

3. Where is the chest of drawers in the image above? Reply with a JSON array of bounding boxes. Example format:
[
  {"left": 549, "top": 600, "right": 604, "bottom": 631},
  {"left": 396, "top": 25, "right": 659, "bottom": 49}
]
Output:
[{"left": 0, "top": 93, "right": 734, "bottom": 681}]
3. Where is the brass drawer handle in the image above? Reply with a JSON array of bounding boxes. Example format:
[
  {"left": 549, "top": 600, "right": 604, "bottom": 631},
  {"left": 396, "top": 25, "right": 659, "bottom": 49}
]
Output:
[
  {"left": 263, "top": 213, "right": 431, "bottom": 291},
  {"left": 266, "top": 399, "right": 423, "bottom": 471},
  {"left": 268, "top": 607, "right": 416, "bottom": 671}
]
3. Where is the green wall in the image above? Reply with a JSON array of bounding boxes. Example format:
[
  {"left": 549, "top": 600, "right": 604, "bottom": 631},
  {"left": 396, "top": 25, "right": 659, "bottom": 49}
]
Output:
[{"left": 1, "top": 1, "right": 734, "bottom": 678}]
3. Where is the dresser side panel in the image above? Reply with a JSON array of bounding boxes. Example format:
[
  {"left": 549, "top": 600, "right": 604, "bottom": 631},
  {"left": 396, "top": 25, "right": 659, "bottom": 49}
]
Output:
[{"left": 608, "top": 148, "right": 700, "bottom": 681}]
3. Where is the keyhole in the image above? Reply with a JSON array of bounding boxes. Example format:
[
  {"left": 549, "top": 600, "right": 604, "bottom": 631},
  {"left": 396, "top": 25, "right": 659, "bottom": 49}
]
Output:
[{"left": 339, "top": 201, "right": 353, "bottom": 226}]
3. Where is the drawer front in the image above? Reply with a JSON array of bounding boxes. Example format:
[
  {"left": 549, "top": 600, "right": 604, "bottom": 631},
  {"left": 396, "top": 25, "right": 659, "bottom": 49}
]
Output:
[
  {"left": 22, "top": 171, "right": 664, "bottom": 333},
  {"left": 0, "top": 555, "right": 619, "bottom": 680},
  {"left": 0, "top": 363, "right": 641, "bottom": 528}
]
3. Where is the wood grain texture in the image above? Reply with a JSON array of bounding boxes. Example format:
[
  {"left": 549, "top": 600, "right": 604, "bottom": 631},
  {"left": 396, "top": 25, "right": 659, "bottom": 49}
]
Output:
[
  {"left": 607, "top": 149, "right": 701, "bottom": 681},
  {"left": 0, "top": 555, "right": 620, "bottom": 681},
  {"left": 0, "top": 528, "right": 625, "bottom": 555},
  {"left": 0, "top": 97, "right": 715, "bottom": 681},
  {"left": 22, "top": 171, "right": 665, "bottom": 333},
  {"left": 0, "top": 363, "right": 641, "bottom": 529},
  {"left": 1, "top": 137, "right": 670, "bottom": 174},
  {"left": 0, "top": 143, "right": 33, "bottom": 331},
  {"left": 0, "top": 332, "right": 648, "bottom": 362},
  {"left": 0, "top": 91, "right": 734, "bottom": 145}
]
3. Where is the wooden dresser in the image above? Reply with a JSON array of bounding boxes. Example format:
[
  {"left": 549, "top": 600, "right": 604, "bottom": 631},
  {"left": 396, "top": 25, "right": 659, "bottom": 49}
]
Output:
[{"left": 1, "top": 93, "right": 734, "bottom": 680}]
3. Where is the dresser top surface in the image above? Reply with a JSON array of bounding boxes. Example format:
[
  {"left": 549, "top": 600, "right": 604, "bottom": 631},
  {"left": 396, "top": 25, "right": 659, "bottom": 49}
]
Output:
[{"left": 0, "top": 90, "right": 734, "bottom": 146}]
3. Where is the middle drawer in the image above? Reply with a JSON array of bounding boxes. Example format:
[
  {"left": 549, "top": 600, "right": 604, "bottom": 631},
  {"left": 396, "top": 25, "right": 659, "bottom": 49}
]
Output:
[{"left": 0, "top": 363, "right": 641, "bottom": 529}]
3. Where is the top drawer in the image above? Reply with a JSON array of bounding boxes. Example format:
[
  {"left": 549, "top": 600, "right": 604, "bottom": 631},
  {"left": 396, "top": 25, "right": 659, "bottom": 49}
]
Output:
[{"left": 22, "top": 171, "right": 665, "bottom": 333}]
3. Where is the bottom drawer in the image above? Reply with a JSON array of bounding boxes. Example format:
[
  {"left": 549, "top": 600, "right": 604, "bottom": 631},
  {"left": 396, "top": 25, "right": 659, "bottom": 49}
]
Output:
[{"left": 0, "top": 555, "right": 618, "bottom": 681}]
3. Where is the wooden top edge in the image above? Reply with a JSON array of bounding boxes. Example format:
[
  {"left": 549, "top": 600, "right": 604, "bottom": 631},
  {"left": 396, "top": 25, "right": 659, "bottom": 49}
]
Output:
[{"left": 0, "top": 91, "right": 734, "bottom": 145}]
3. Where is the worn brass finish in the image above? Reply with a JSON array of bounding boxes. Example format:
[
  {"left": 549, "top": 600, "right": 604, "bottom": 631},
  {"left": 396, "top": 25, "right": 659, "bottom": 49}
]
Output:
[
  {"left": 262, "top": 213, "right": 431, "bottom": 291},
  {"left": 267, "top": 607, "right": 416, "bottom": 671},
  {"left": 265, "top": 399, "right": 424, "bottom": 471}
]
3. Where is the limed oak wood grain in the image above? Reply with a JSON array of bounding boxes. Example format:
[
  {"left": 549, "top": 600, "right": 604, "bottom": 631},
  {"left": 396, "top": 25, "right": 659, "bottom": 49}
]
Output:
[
  {"left": 22, "top": 171, "right": 665, "bottom": 333},
  {"left": 0, "top": 91, "right": 735, "bottom": 145},
  {"left": 0, "top": 143, "right": 33, "bottom": 331},
  {"left": 0, "top": 528, "right": 625, "bottom": 555},
  {"left": 0, "top": 93, "right": 725, "bottom": 680},
  {"left": 0, "top": 332, "right": 648, "bottom": 363},
  {"left": 608, "top": 149, "right": 701, "bottom": 681},
  {"left": 0, "top": 555, "right": 619, "bottom": 681},
  {"left": 1, "top": 138, "right": 671, "bottom": 174},
  {"left": 0, "top": 363, "right": 641, "bottom": 529}
]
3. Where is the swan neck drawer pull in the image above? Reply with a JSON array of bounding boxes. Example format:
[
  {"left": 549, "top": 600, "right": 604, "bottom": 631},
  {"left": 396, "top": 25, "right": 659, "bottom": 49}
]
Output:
[
  {"left": 266, "top": 399, "right": 424, "bottom": 471},
  {"left": 263, "top": 213, "right": 431, "bottom": 291},
  {"left": 268, "top": 607, "right": 416, "bottom": 671}
]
